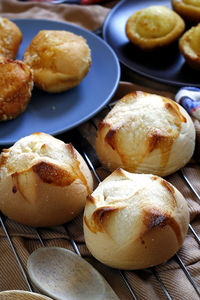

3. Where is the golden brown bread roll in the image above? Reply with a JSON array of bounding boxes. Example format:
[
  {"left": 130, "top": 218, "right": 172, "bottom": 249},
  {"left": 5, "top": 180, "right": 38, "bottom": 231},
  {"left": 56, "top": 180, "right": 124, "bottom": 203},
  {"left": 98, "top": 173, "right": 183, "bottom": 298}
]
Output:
[
  {"left": 83, "top": 168, "right": 190, "bottom": 270},
  {"left": 0, "top": 132, "right": 93, "bottom": 227},
  {"left": 0, "top": 17, "right": 22, "bottom": 60},
  {"left": 179, "top": 23, "right": 200, "bottom": 70},
  {"left": 0, "top": 56, "right": 33, "bottom": 121},
  {"left": 172, "top": 0, "right": 200, "bottom": 23},
  {"left": 126, "top": 5, "right": 185, "bottom": 50},
  {"left": 96, "top": 91, "right": 195, "bottom": 177},
  {"left": 23, "top": 30, "right": 91, "bottom": 93}
]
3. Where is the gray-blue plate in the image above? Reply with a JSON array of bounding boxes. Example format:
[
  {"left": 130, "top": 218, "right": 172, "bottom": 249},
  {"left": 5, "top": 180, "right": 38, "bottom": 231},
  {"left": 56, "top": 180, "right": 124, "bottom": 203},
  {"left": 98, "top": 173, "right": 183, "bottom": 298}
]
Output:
[
  {"left": 1, "top": 19, "right": 120, "bottom": 146},
  {"left": 103, "top": 0, "right": 199, "bottom": 88}
]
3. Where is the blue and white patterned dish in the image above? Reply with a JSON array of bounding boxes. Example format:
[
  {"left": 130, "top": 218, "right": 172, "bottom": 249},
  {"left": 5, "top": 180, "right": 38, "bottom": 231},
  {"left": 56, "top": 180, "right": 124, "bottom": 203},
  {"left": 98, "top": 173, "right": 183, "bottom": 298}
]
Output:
[{"left": 175, "top": 87, "right": 200, "bottom": 120}]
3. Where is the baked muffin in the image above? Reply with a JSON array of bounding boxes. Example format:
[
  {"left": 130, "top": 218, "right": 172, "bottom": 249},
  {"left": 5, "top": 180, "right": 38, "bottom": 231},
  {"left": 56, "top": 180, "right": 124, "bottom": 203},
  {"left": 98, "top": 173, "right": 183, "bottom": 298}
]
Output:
[
  {"left": 179, "top": 23, "right": 200, "bottom": 70},
  {"left": 0, "top": 17, "right": 22, "bottom": 59},
  {"left": 0, "top": 56, "right": 33, "bottom": 121},
  {"left": 84, "top": 169, "right": 189, "bottom": 270},
  {"left": 172, "top": 0, "right": 200, "bottom": 23},
  {"left": 126, "top": 5, "right": 185, "bottom": 50},
  {"left": 0, "top": 132, "right": 93, "bottom": 227},
  {"left": 96, "top": 91, "right": 195, "bottom": 177},
  {"left": 23, "top": 30, "right": 91, "bottom": 93}
]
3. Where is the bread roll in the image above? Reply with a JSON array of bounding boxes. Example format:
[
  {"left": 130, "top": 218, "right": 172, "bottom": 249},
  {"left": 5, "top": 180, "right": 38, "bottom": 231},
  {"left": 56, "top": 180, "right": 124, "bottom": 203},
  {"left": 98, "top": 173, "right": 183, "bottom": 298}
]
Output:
[
  {"left": 0, "top": 56, "right": 33, "bottom": 121},
  {"left": 83, "top": 168, "right": 189, "bottom": 270},
  {"left": 23, "top": 30, "right": 91, "bottom": 93},
  {"left": 172, "top": 0, "right": 200, "bottom": 23},
  {"left": 0, "top": 132, "right": 93, "bottom": 227},
  {"left": 96, "top": 91, "right": 195, "bottom": 177},
  {"left": 126, "top": 6, "right": 185, "bottom": 50},
  {"left": 179, "top": 23, "right": 200, "bottom": 70},
  {"left": 0, "top": 17, "right": 22, "bottom": 60}
]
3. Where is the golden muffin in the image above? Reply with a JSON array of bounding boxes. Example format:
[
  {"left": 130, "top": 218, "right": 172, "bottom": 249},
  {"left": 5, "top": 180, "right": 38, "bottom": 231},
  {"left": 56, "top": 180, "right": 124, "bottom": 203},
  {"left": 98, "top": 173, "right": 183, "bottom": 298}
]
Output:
[
  {"left": 172, "top": 0, "right": 200, "bottom": 23},
  {"left": 0, "top": 56, "right": 33, "bottom": 121},
  {"left": 126, "top": 5, "right": 185, "bottom": 50},
  {"left": 179, "top": 23, "right": 200, "bottom": 70},
  {"left": 23, "top": 30, "right": 91, "bottom": 93},
  {"left": 0, "top": 132, "right": 93, "bottom": 227},
  {"left": 84, "top": 169, "right": 189, "bottom": 270},
  {"left": 0, "top": 17, "right": 22, "bottom": 59},
  {"left": 96, "top": 91, "right": 195, "bottom": 177}
]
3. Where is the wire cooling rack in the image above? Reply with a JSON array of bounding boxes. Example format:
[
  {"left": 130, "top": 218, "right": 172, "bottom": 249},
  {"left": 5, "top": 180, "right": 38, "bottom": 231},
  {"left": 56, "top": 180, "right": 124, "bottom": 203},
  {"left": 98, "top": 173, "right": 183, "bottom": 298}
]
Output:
[{"left": 0, "top": 103, "right": 200, "bottom": 300}]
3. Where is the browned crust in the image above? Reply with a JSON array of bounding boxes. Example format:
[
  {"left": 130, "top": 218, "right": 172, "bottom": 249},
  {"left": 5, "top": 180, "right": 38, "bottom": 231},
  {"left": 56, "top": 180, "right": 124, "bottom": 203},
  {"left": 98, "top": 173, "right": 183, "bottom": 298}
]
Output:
[
  {"left": 179, "top": 24, "right": 200, "bottom": 70},
  {"left": 172, "top": 0, "right": 200, "bottom": 23},
  {"left": 0, "top": 57, "right": 33, "bottom": 121},
  {"left": 84, "top": 206, "right": 123, "bottom": 234},
  {"left": 32, "top": 161, "right": 76, "bottom": 186},
  {"left": 143, "top": 207, "right": 182, "bottom": 245},
  {"left": 164, "top": 99, "right": 187, "bottom": 123},
  {"left": 0, "top": 18, "right": 22, "bottom": 60}
]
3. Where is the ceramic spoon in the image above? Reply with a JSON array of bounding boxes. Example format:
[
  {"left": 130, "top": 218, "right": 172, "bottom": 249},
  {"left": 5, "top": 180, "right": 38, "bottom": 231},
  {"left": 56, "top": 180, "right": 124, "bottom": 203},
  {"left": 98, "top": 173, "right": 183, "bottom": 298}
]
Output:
[{"left": 27, "top": 247, "right": 119, "bottom": 300}]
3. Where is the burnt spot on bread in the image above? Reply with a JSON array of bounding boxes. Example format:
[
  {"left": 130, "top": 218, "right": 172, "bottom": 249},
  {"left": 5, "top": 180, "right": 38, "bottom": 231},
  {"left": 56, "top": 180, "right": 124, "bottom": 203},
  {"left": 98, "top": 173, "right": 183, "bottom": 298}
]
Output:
[
  {"left": 105, "top": 129, "right": 117, "bottom": 150},
  {"left": 160, "top": 178, "right": 177, "bottom": 208},
  {"left": 164, "top": 101, "right": 187, "bottom": 123},
  {"left": 65, "top": 143, "right": 76, "bottom": 157},
  {"left": 147, "top": 127, "right": 175, "bottom": 172},
  {"left": 66, "top": 143, "right": 92, "bottom": 194},
  {"left": 11, "top": 172, "right": 29, "bottom": 202},
  {"left": 97, "top": 121, "right": 107, "bottom": 132},
  {"left": 84, "top": 215, "right": 91, "bottom": 232},
  {"left": 151, "top": 175, "right": 158, "bottom": 181},
  {"left": 143, "top": 208, "right": 182, "bottom": 245},
  {"left": 121, "top": 91, "right": 142, "bottom": 104},
  {"left": 40, "top": 143, "right": 46, "bottom": 151},
  {"left": 33, "top": 159, "right": 91, "bottom": 194},
  {"left": 87, "top": 194, "right": 96, "bottom": 204},
  {"left": 12, "top": 185, "right": 17, "bottom": 193},
  {"left": 114, "top": 168, "right": 127, "bottom": 177},
  {"left": 143, "top": 208, "right": 169, "bottom": 229},
  {"left": 33, "top": 161, "right": 75, "bottom": 186},
  {"left": 140, "top": 237, "right": 147, "bottom": 249},
  {"left": 160, "top": 179, "right": 175, "bottom": 196},
  {"left": 85, "top": 206, "right": 120, "bottom": 233},
  {"left": 148, "top": 129, "right": 166, "bottom": 153}
]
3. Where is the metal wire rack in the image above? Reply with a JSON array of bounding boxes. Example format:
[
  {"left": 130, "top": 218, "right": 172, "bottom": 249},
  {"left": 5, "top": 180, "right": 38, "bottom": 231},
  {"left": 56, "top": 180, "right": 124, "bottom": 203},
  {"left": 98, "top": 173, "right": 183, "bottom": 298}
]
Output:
[{"left": 0, "top": 105, "right": 200, "bottom": 300}]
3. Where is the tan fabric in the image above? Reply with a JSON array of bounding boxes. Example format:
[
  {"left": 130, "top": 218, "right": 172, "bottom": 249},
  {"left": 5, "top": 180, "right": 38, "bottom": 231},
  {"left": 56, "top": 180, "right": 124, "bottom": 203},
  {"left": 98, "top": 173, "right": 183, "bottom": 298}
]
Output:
[
  {"left": 0, "top": 0, "right": 111, "bottom": 30},
  {"left": 0, "top": 1, "right": 200, "bottom": 299}
]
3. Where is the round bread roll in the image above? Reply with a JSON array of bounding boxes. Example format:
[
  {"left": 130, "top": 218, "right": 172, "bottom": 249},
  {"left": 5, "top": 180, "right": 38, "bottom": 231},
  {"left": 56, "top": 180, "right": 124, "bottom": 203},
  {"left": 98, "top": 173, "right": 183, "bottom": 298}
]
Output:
[
  {"left": 0, "top": 17, "right": 22, "bottom": 60},
  {"left": 125, "top": 5, "right": 185, "bottom": 50},
  {"left": 0, "top": 132, "right": 93, "bottom": 227},
  {"left": 83, "top": 168, "right": 190, "bottom": 270},
  {"left": 179, "top": 23, "right": 200, "bottom": 70},
  {"left": 96, "top": 91, "right": 195, "bottom": 177},
  {"left": 0, "top": 56, "right": 33, "bottom": 121},
  {"left": 23, "top": 30, "right": 91, "bottom": 93},
  {"left": 172, "top": 0, "right": 200, "bottom": 23}
]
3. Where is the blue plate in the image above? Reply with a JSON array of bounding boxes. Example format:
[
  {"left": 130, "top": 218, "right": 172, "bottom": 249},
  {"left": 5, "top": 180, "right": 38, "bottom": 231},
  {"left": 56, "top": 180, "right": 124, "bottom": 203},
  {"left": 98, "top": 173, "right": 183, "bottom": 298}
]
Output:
[
  {"left": 0, "top": 19, "right": 120, "bottom": 146},
  {"left": 103, "top": 0, "right": 199, "bottom": 88}
]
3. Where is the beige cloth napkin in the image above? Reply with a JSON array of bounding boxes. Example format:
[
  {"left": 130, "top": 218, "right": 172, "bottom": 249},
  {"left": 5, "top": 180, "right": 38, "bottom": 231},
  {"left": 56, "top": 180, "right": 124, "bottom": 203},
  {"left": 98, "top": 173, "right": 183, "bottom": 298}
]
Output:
[
  {"left": 0, "top": 0, "right": 113, "bottom": 30},
  {"left": 0, "top": 1, "right": 200, "bottom": 300}
]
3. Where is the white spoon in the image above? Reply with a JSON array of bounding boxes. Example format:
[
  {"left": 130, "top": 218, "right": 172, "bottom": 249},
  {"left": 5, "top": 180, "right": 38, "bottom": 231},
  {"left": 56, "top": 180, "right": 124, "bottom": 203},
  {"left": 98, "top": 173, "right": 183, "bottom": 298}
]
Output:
[{"left": 27, "top": 247, "right": 119, "bottom": 300}]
